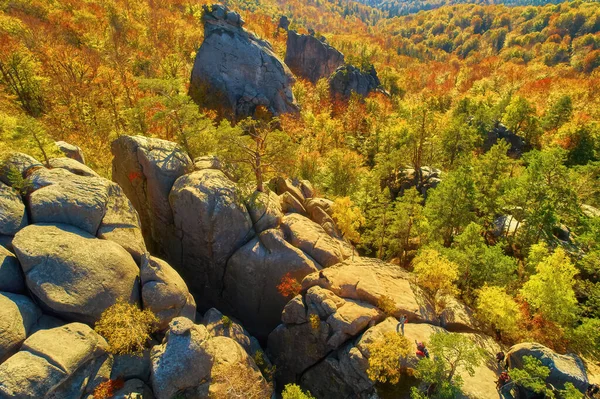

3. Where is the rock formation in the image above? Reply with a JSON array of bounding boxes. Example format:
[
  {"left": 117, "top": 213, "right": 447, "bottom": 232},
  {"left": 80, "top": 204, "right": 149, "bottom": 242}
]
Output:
[
  {"left": 150, "top": 317, "right": 272, "bottom": 399},
  {"left": 329, "top": 64, "right": 384, "bottom": 99},
  {"left": 267, "top": 258, "right": 503, "bottom": 398},
  {"left": 0, "top": 146, "right": 196, "bottom": 329},
  {"left": 112, "top": 135, "right": 355, "bottom": 340},
  {"left": 285, "top": 30, "right": 345, "bottom": 83},
  {"left": 507, "top": 342, "right": 589, "bottom": 392},
  {"left": 189, "top": 4, "right": 298, "bottom": 119}
]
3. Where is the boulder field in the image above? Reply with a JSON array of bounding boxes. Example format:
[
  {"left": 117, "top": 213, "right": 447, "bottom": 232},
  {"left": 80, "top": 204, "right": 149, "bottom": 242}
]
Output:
[
  {"left": 112, "top": 134, "right": 354, "bottom": 339},
  {"left": 0, "top": 140, "right": 596, "bottom": 399},
  {"left": 0, "top": 148, "right": 269, "bottom": 399}
]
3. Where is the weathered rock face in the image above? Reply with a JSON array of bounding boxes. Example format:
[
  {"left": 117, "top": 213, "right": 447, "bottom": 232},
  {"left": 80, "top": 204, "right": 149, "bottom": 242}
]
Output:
[
  {"left": 189, "top": 4, "right": 298, "bottom": 119},
  {"left": 0, "top": 292, "right": 41, "bottom": 363},
  {"left": 282, "top": 213, "right": 351, "bottom": 268},
  {"left": 48, "top": 157, "right": 98, "bottom": 177},
  {"left": 55, "top": 141, "right": 86, "bottom": 164},
  {"left": 508, "top": 342, "right": 589, "bottom": 392},
  {"left": 268, "top": 258, "right": 438, "bottom": 386},
  {"left": 111, "top": 135, "right": 193, "bottom": 257},
  {"left": 0, "top": 152, "right": 42, "bottom": 186},
  {"left": 223, "top": 228, "right": 319, "bottom": 339},
  {"left": 329, "top": 64, "right": 383, "bottom": 99},
  {"left": 270, "top": 267, "right": 502, "bottom": 399},
  {"left": 0, "top": 182, "right": 28, "bottom": 243},
  {"left": 150, "top": 317, "right": 272, "bottom": 399},
  {"left": 12, "top": 223, "right": 141, "bottom": 324},
  {"left": 0, "top": 246, "right": 24, "bottom": 293},
  {"left": 141, "top": 255, "right": 197, "bottom": 330},
  {"left": 0, "top": 323, "right": 109, "bottom": 399},
  {"left": 111, "top": 135, "right": 355, "bottom": 340},
  {"left": 170, "top": 168, "right": 254, "bottom": 307},
  {"left": 285, "top": 30, "right": 345, "bottom": 83}
]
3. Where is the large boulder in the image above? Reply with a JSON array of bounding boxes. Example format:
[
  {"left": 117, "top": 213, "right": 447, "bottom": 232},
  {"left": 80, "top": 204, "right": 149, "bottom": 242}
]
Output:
[
  {"left": 281, "top": 213, "right": 351, "bottom": 267},
  {"left": 246, "top": 190, "right": 283, "bottom": 233},
  {"left": 0, "top": 182, "right": 28, "bottom": 239},
  {"left": 141, "top": 255, "right": 196, "bottom": 330},
  {"left": 299, "top": 318, "right": 502, "bottom": 399},
  {"left": 12, "top": 223, "right": 140, "bottom": 324},
  {"left": 268, "top": 258, "right": 439, "bottom": 386},
  {"left": 111, "top": 135, "right": 193, "bottom": 256},
  {"left": 189, "top": 4, "right": 298, "bottom": 119},
  {"left": 0, "top": 292, "right": 41, "bottom": 363},
  {"left": 55, "top": 141, "right": 86, "bottom": 164},
  {"left": 48, "top": 157, "right": 98, "bottom": 177},
  {"left": 150, "top": 317, "right": 271, "bottom": 399},
  {"left": 329, "top": 64, "right": 383, "bottom": 99},
  {"left": 301, "top": 258, "right": 436, "bottom": 322},
  {"left": 97, "top": 183, "right": 147, "bottom": 263},
  {"left": 0, "top": 323, "right": 109, "bottom": 399},
  {"left": 0, "top": 152, "right": 42, "bottom": 186},
  {"left": 26, "top": 167, "right": 111, "bottom": 235},
  {"left": 285, "top": 30, "right": 345, "bottom": 83},
  {"left": 0, "top": 245, "right": 25, "bottom": 293},
  {"left": 508, "top": 342, "right": 589, "bottom": 392},
  {"left": 169, "top": 168, "right": 253, "bottom": 308},
  {"left": 223, "top": 228, "right": 319, "bottom": 339}
]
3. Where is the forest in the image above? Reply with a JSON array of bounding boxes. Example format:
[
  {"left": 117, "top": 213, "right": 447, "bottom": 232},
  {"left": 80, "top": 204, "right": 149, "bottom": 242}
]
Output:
[{"left": 0, "top": 0, "right": 599, "bottom": 397}]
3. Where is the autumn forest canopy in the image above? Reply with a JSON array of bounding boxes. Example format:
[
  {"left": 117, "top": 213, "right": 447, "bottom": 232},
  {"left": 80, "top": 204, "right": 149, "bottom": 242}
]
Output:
[{"left": 1, "top": 0, "right": 600, "bottom": 396}]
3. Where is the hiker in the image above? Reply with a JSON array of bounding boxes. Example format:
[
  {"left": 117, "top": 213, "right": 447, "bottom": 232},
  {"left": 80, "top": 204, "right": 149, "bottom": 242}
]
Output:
[
  {"left": 496, "top": 371, "right": 510, "bottom": 391},
  {"left": 496, "top": 351, "right": 507, "bottom": 370},
  {"left": 415, "top": 341, "right": 430, "bottom": 358},
  {"left": 587, "top": 383, "right": 599, "bottom": 398},
  {"left": 397, "top": 314, "right": 408, "bottom": 336}
]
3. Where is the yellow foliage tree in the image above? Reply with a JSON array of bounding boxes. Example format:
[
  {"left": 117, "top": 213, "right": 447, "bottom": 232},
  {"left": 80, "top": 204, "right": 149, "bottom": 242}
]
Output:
[
  {"left": 476, "top": 285, "right": 520, "bottom": 341},
  {"left": 412, "top": 249, "right": 459, "bottom": 313},
  {"left": 365, "top": 331, "right": 410, "bottom": 384},
  {"left": 331, "top": 196, "right": 365, "bottom": 243},
  {"left": 94, "top": 300, "right": 158, "bottom": 355}
]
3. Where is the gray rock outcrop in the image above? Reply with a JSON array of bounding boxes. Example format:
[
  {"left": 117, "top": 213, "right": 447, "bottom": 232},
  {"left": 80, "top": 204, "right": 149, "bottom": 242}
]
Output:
[
  {"left": 0, "top": 246, "right": 24, "bottom": 293},
  {"left": 111, "top": 135, "right": 193, "bottom": 257},
  {"left": 0, "top": 182, "right": 28, "bottom": 241},
  {"left": 508, "top": 342, "right": 589, "bottom": 392},
  {"left": 141, "top": 255, "right": 197, "bottom": 330},
  {"left": 55, "top": 141, "right": 86, "bottom": 164},
  {"left": 268, "top": 260, "right": 503, "bottom": 398},
  {"left": 150, "top": 317, "right": 272, "bottom": 399},
  {"left": 285, "top": 30, "right": 345, "bottom": 83},
  {"left": 329, "top": 64, "right": 383, "bottom": 99},
  {"left": 0, "top": 292, "right": 41, "bottom": 362},
  {"left": 0, "top": 323, "right": 109, "bottom": 399},
  {"left": 12, "top": 223, "right": 141, "bottom": 324},
  {"left": 189, "top": 4, "right": 298, "bottom": 119}
]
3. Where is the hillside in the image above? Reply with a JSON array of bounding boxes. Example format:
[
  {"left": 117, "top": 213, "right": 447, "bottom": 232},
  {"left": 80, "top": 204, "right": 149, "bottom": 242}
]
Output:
[
  {"left": 0, "top": 0, "right": 600, "bottom": 398},
  {"left": 351, "top": 0, "right": 573, "bottom": 18}
]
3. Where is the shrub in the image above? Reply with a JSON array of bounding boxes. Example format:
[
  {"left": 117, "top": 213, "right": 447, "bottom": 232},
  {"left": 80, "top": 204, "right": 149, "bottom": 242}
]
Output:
[
  {"left": 309, "top": 314, "right": 320, "bottom": 331},
  {"left": 94, "top": 299, "right": 158, "bottom": 355},
  {"left": 253, "top": 349, "right": 276, "bottom": 382},
  {"left": 221, "top": 315, "right": 233, "bottom": 329},
  {"left": 93, "top": 378, "right": 125, "bottom": 399},
  {"left": 277, "top": 272, "right": 302, "bottom": 298},
  {"left": 281, "top": 384, "right": 316, "bottom": 399},
  {"left": 210, "top": 362, "right": 272, "bottom": 399},
  {"left": 366, "top": 331, "right": 410, "bottom": 384},
  {"left": 377, "top": 295, "right": 397, "bottom": 317}
]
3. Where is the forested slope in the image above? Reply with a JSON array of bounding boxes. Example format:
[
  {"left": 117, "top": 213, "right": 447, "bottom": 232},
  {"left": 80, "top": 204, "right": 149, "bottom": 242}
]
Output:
[{"left": 0, "top": 0, "right": 599, "bottom": 393}]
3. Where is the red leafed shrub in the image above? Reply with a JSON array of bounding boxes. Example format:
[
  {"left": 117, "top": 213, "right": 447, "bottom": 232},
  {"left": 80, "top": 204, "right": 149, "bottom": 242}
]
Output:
[
  {"left": 93, "top": 378, "right": 125, "bottom": 399},
  {"left": 128, "top": 171, "right": 142, "bottom": 182},
  {"left": 277, "top": 272, "right": 301, "bottom": 298}
]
